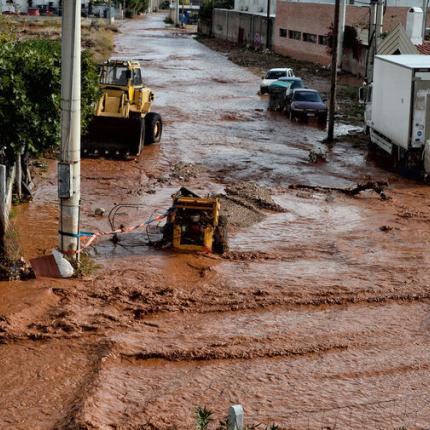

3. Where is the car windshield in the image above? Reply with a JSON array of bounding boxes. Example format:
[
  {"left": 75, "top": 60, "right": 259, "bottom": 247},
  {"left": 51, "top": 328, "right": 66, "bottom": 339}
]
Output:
[
  {"left": 100, "top": 65, "right": 129, "bottom": 85},
  {"left": 266, "top": 70, "right": 286, "bottom": 79},
  {"left": 291, "top": 80, "right": 304, "bottom": 89},
  {"left": 294, "top": 91, "right": 322, "bottom": 102}
]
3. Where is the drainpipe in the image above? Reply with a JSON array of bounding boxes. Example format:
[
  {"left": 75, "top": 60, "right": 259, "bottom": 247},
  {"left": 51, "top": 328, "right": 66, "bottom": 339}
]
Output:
[{"left": 59, "top": 0, "right": 81, "bottom": 260}]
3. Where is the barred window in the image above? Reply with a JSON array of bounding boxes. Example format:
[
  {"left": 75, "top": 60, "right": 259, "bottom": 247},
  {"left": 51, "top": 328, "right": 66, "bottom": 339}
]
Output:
[
  {"left": 288, "top": 30, "right": 301, "bottom": 40},
  {"left": 279, "top": 28, "right": 287, "bottom": 38},
  {"left": 318, "top": 35, "right": 329, "bottom": 45},
  {"left": 303, "top": 33, "right": 317, "bottom": 43}
]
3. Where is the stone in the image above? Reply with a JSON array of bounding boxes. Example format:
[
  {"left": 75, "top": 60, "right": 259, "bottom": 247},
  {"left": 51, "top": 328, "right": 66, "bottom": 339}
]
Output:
[
  {"left": 52, "top": 249, "right": 74, "bottom": 278},
  {"left": 94, "top": 207, "right": 106, "bottom": 216}
]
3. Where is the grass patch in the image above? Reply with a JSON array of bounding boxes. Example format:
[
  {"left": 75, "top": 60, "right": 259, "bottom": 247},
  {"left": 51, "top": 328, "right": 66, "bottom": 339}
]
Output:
[
  {"left": 76, "top": 252, "right": 101, "bottom": 278},
  {"left": 0, "top": 15, "right": 118, "bottom": 61}
]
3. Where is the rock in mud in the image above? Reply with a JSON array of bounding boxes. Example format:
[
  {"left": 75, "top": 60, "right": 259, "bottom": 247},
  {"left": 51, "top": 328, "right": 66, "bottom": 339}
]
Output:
[
  {"left": 308, "top": 147, "right": 327, "bottom": 163},
  {"left": 94, "top": 207, "right": 106, "bottom": 216}
]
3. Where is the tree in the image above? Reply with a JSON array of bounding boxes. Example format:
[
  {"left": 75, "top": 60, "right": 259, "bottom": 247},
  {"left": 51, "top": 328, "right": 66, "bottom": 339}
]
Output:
[
  {"left": 0, "top": 39, "right": 99, "bottom": 167},
  {"left": 124, "top": 0, "right": 150, "bottom": 16}
]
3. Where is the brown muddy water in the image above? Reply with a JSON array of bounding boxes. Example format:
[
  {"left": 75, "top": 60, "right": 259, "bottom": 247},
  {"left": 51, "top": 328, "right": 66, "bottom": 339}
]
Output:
[{"left": 2, "top": 13, "right": 430, "bottom": 430}]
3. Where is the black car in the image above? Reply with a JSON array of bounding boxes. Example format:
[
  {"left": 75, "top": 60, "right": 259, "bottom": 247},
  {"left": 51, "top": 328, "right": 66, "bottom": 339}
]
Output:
[{"left": 286, "top": 89, "right": 327, "bottom": 123}]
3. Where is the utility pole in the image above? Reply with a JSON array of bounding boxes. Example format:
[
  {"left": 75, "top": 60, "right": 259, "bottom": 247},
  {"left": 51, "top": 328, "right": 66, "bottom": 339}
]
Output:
[
  {"left": 108, "top": 0, "right": 114, "bottom": 24},
  {"left": 59, "top": 0, "right": 81, "bottom": 259},
  {"left": 336, "top": 0, "right": 346, "bottom": 70},
  {"left": 266, "top": 0, "right": 271, "bottom": 49},
  {"left": 366, "top": 0, "right": 383, "bottom": 83},
  {"left": 326, "top": 0, "right": 340, "bottom": 143},
  {"left": 422, "top": 0, "right": 428, "bottom": 42}
]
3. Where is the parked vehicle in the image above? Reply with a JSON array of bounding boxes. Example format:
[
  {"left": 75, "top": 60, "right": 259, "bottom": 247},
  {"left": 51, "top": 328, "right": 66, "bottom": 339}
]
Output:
[
  {"left": 359, "top": 55, "right": 430, "bottom": 173},
  {"left": 267, "top": 77, "right": 304, "bottom": 111},
  {"left": 260, "top": 68, "right": 294, "bottom": 94},
  {"left": 286, "top": 89, "right": 327, "bottom": 123}
]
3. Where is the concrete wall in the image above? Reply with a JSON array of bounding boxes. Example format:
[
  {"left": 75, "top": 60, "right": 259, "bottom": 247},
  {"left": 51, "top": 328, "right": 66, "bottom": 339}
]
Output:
[
  {"left": 0, "top": 0, "right": 91, "bottom": 13},
  {"left": 234, "top": 0, "right": 277, "bottom": 15},
  {"left": 272, "top": 1, "right": 423, "bottom": 67},
  {"left": 213, "top": 9, "right": 275, "bottom": 48}
]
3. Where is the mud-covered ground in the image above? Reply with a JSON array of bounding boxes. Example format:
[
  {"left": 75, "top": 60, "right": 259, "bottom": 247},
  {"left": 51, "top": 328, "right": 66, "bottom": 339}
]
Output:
[{"left": 2, "top": 13, "right": 430, "bottom": 430}]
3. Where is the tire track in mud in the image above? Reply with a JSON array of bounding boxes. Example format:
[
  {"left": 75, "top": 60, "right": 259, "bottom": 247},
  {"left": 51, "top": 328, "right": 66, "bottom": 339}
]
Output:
[{"left": 121, "top": 342, "right": 349, "bottom": 362}]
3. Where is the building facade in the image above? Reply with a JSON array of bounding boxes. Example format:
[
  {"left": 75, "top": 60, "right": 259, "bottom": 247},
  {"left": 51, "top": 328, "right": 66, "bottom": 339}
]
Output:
[
  {"left": 272, "top": 0, "right": 420, "bottom": 67},
  {"left": 234, "top": 0, "right": 276, "bottom": 15},
  {"left": 0, "top": 1, "right": 91, "bottom": 14},
  {"left": 212, "top": 8, "right": 274, "bottom": 47}
]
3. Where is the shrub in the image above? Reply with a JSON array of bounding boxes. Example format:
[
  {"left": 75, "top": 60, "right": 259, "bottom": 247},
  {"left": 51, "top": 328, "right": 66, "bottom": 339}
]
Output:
[{"left": 0, "top": 39, "right": 99, "bottom": 166}]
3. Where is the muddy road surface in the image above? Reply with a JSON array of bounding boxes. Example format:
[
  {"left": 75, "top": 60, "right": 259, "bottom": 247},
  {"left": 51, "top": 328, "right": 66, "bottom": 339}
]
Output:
[{"left": 2, "top": 13, "right": 430, "bottom": 430}]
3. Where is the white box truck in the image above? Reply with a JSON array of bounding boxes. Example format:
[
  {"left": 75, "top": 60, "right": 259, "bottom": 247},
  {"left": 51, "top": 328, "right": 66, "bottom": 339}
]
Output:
[{"left": 360, "top": 55, "right": 430, "bottom": 173}]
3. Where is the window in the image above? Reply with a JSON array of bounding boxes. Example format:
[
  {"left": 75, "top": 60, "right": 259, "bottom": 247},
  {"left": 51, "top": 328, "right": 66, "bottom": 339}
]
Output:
[
  {"left": 133, "top": 69, "right": 143, "bottom": 86},
  {"left": 293, "top": 91, "right": 322, "bottom": 103},
  {"left": 279, "top": 28, "right": 287, "bottom": 38},
  {"left": 303, "top": 33, "right": 317, "bottom": 43},
  {"left": 288, "top": 30, "right": 301, "bottom": 40},
  {"left": 266, "top": 70, "right": 287, "bottom": 79},
  {"left": 100, "top": 66, "right": 129, "bottom": 86},
  {"left": 318, "top": 35, "right": 329, "bottom": 45}
]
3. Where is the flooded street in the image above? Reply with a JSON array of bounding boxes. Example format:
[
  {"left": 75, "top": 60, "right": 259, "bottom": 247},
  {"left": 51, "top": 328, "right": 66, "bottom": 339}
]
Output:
[{"left": 2, "top": 13, "right": 430, "bottom": 429}]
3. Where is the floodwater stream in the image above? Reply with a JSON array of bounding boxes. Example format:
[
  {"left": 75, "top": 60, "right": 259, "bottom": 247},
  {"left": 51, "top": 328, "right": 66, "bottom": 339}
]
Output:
[{"left": 2, "top": 13, "right": 430, "bottom": 430}]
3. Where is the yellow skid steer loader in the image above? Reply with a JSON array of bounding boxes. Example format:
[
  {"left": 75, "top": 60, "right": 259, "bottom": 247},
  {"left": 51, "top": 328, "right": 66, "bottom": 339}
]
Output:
[{"left": 83, "top": 59, "right": 162, "bottom": 157}]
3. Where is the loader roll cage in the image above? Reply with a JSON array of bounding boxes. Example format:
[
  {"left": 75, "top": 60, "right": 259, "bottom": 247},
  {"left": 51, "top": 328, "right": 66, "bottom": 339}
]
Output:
[{"left": 99, "top": 63, "right": 143, "bottom": 87}]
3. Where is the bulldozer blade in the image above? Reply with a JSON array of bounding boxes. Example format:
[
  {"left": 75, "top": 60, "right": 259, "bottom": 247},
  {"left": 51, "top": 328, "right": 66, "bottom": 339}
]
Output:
[{"left": 82, "top": 116, "right": 143, "bottom": 157}]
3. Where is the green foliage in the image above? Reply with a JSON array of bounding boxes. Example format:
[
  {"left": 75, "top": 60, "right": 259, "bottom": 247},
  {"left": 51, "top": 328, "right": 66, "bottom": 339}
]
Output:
[
  {"left": 199, "top": 0, "right": 233, "bottom": 21},
  {"left": 195, "top": 406, "right": 213, "bottom": 430},
  {"left": 0, "top": 39, "right": 99, "bottom": 165},
  {"left": 124, "top": 0, "right": 150, "bottom": 16}
]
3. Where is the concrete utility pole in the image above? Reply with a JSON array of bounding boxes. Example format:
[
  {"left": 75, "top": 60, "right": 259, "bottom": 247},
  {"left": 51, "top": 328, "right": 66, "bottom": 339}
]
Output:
[
  {"left": 266, "top": 0, "right": 271, "bottom": 49},
  {"left": 326, "top": 0, "right": 340, "bottom": 143},
  {"left": 108, "top": 0, "right": 114, "bottom": 24},
  {"left": 175, "top": 0, "right": 180, "bottom": 25},
  {"left": 423, "top": 0, "right": 428, "bottom": 42},
  {"left": 366, "top": 0, "right": 383, "bottom": 82},
  {"left": 59, "top": 0, "right": 81, "bottom": 258},
  {"left": 336, "top": 0, "right": 346, "bottom": 70}
]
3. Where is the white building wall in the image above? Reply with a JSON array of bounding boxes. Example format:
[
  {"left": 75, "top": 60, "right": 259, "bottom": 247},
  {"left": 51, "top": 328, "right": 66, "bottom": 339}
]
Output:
[
  {"left": 234, "top": 0, "right": 276, "bottom": 15},
  {"left": 278, "top": 0, "right": 426, "bottom": 6},
  {"left": 0, "top": 0, "right": 90, "bottom": 13}
]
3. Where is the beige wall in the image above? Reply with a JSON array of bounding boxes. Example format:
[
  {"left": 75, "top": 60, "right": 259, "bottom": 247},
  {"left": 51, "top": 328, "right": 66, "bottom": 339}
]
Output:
[{"left": 273, "top": 2, "right": 412, "bottom": 65}]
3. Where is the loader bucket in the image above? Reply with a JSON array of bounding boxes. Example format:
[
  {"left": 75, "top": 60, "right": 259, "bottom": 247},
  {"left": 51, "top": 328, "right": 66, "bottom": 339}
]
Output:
[{"left": 82, "top": 116, "right": 143, "bottom": 157}]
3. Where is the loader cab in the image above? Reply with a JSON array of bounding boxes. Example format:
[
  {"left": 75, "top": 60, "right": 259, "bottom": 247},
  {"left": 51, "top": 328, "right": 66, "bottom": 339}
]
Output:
[
  {"left": 99, "top": 63, "right": 143, "bottom": 86},
  {"left": 100, "top": 64, "right": 130, "bottom": 87},
  {"left": 99, "top": 61, "right": 144, "bottom": 106}
]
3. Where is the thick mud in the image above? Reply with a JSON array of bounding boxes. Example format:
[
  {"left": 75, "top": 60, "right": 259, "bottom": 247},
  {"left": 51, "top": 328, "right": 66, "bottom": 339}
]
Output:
[{"left": 3, "top": 13, "right": 430, "bottom": 430}]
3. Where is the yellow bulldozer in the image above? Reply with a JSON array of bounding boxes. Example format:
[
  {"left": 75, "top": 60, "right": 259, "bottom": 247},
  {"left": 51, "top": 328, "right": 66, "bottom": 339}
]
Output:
[{"left": 83, "top": 59, "right": 162, "bottom": 157}]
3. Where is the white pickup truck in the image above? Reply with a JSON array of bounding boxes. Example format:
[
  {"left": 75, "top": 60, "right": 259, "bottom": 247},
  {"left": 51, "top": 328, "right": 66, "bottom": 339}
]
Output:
[
  {"left": 260, "top": 68, "right": 295, "bottom": 94},
  {"left": 360, "top": 55, "right": 430, "bottom": 173}
]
